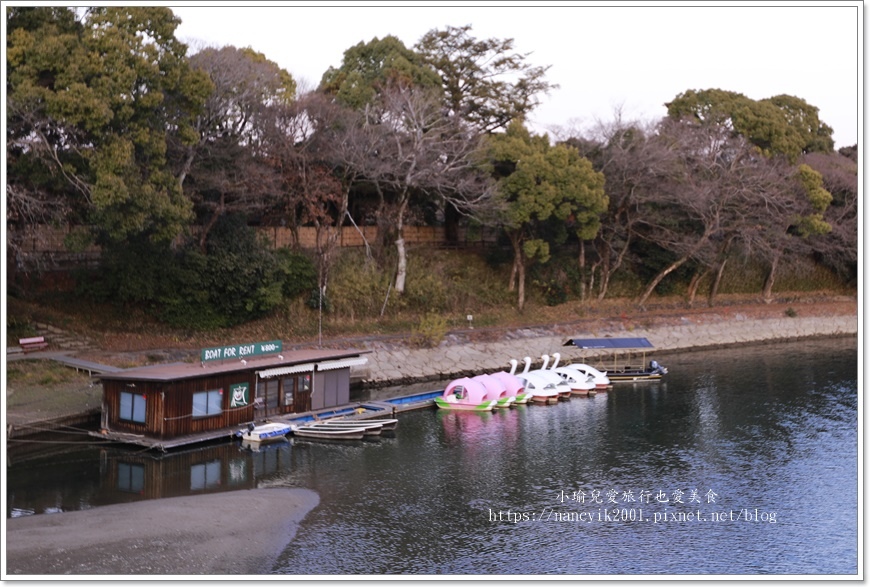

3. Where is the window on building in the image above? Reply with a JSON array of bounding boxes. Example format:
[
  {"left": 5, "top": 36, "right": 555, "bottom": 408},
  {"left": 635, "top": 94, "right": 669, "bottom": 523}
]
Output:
[
  {"left": 193, "top": 389, "right": 223, "bottom": 418},
  {"left": 120, "top": 391, "right": 146, "bottom": 423},
  {"left": 280, "top": 374, "right": 311, "bottom": 411},
  {"left": 282, "top": 376, "right": 295, "bottom": 407}
]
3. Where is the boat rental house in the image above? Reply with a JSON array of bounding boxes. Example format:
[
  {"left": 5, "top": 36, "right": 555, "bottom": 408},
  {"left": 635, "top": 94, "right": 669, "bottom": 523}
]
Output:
[{"left": 95, "top": 340, "right": 369, "bottom": 449}]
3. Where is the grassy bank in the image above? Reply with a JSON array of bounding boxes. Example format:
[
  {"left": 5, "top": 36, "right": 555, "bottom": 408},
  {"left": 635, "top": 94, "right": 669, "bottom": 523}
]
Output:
[{"left": 6, "top": 246, "right": 853, "bottom": 355}]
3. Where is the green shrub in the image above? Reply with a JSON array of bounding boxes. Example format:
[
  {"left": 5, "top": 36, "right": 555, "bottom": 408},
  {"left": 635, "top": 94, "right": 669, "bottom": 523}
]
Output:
[
  {"left": 485, "top": 245, "right": 513, "bottom": 269},
  {"left": 78, "top": 215, "right": 288, "bottom": 330},
  {"left": 306, "top": 287, "right": 332, "bottom": 313},
  {"left": 6, "top": 313, "right": 33, "bottom": 342},
  {"left": 403, "top": 269, "right": 449, "bottom": 313},
  {"left": 205, "top": 217, "right": 281, "bottom": 309},
  {"left": 541, "top": 278, "right": 568, "bottom": 306},
  {"left": 275, "top": 248, "right": 318, "bottom": 299},
  {"left": 409, "top": 311, "right": 449, "bottom": 348},
  {"left": 328, "top": 251, "right": 391, "bottom": 319}
]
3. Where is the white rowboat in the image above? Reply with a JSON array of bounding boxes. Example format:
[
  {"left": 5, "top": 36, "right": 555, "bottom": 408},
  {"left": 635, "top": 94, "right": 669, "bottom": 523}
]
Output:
[
  {"left": 318, "top": 418, "right": 399, "bottom": 431},
  {"left": 291, "top": 424, "right": 367, "bottom": 440},
  {"left": 238, "top": 422, "right": 292, "bottom": 444},
  {"left": 305, "top": 421, "right": 384, "bottom": 436}
]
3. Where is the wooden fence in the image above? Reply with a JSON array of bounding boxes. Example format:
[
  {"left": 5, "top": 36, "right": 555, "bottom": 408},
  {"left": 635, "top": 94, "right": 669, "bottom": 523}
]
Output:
[
  {"left": 257, "top": 225, "right": 499, "bottom": 249},
  {"left": 15, "top": 225, "right": 500, "bottom": 257}
]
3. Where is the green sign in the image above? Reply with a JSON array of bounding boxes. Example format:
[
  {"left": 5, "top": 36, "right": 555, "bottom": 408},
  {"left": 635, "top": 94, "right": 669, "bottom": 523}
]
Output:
[
  {"left": 229, "top": 382, "right": 250, "bottom": 408},
  {"left": 201, "top": 340, "right": 283, "bottom": 363}
]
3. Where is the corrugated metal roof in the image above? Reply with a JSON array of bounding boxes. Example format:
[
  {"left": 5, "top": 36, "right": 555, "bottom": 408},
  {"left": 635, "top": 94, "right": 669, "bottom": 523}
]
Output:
[
  {"left": 562, "top": 337, "right": 655, "bottom": 350},
  {"left": 256, "top": 356, "right": 368, "bottom": 378},
  {"left": 316, "top": 357, "right": 369, "bottom": 371},
  {"left": 97, "top": 348, "right": 369, "bottom": 382},
  {"left": 257, "top": 362, "right": 316, "bottom": 379}
]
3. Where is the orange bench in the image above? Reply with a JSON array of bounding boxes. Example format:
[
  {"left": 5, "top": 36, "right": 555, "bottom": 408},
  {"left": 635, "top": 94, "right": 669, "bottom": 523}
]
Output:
[{"left": 19, "top": 336, "right": 48, "bottom": 352}]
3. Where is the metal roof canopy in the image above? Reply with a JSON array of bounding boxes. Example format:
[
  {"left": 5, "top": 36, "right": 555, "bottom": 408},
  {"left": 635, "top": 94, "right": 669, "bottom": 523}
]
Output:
[
  {"left": 256, "top": 356, "right": 368, "bottom": 378},
  {"left": 257, "top": 363, "right": 316, "bottom": 379},
  {"left": 563, "top": 337, "right": 656, "bottom": 350}
]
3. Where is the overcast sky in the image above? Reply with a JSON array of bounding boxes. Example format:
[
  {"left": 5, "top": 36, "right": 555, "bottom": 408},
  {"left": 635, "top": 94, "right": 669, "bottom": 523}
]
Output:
[{"left": 171, "top": 2, "right": 861, "bottom": 148}]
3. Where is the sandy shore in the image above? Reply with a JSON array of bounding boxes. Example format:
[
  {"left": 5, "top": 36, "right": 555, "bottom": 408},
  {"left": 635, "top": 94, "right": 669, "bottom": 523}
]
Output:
[{"left": 4, "top": 488, "right": 319, "bottom": 576}]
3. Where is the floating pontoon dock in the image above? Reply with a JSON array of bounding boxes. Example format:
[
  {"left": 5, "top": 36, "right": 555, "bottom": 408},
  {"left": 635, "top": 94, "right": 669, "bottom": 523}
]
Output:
[{"left": 90, "top": 388, "right": 442, "bottom": 451}]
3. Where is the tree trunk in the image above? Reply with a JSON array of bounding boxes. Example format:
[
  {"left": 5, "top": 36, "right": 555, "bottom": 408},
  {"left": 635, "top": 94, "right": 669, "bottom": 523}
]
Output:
[
  {"left": 597, "top": 235, "right": 630, "bottom": 301},
  {"left": 708, "top": 258, "right": 727, "bottom": 307},
  {"left": 597, "top": 266, "right": 611, "bottom": 301},
  {"left": 198, "top": 193, "right": 225, "bottom": 252},
  {"left": 395, "top": 237, "right": 407, "bottom": 294},
  {"left": 177, "top": 148, "right": 197, "bottom": 190},
  {"left": 637, "top": 256, "right": 689, "bottom": 307},
  {"left": 373, "top": 186, "right": 391, "bottom": 259},
  {"left": 588, "top": 259, "right": 600, "bottom": 298},
  {"left": 578, "top": 240, "right": 586, "bottom": 301},
  {"left": 393, "top": 198, "right": 409, "bottom": 294},
  {"left": 444, "top": 202, "right": 460, "bottom": 244},
  {"left": 508, "top": 234, "right": 521, "bottom": 292},
  {"left": 686, "top": 268, "right": 709, "bottom": 308},
  {"left": 509, "top": 234, "right": 524, "bottom": 309},
  {"left": 762, "top": 253, "right": 780, "bottom": 303},
  {"left": 517, "top": 257, "right": 526, "bottom": 312},
  {"left": 320, "top": 190, "right": 349, "bottom": 297}
]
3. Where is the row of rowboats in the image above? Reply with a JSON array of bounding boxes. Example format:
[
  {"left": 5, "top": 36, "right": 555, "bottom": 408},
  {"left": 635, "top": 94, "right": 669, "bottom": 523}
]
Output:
[{"left": 237, "top": 418, "right": 399, "bottom": 445}]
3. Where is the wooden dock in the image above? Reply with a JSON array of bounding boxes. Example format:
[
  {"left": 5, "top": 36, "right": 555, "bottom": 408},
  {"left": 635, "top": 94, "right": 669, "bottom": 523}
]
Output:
[
  {"left": 89, "top": 390, "right": 440, "bottom": 451},
  {"left": 8, "top": 409, "right": 102, "bottom": 439},
  {"left": 52, "top": 356, "right": 123, "bottom": 375}
]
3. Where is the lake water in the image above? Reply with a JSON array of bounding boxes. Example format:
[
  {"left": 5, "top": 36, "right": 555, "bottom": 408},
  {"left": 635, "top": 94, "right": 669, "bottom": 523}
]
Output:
[{"left": 5, "top": 337, "right": 859, "bottom": 576}]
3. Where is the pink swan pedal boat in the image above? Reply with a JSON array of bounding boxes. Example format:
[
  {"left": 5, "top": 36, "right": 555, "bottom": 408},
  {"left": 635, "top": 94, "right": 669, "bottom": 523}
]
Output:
[
  {"left": 472, "top": 373, "right": 515, "bottom": 409},
  {"left": 489, "top": 359, "right": 532, "bottom": 404},
  {"left": 435, "top": 377, "right": 498, "bottom": 411}
]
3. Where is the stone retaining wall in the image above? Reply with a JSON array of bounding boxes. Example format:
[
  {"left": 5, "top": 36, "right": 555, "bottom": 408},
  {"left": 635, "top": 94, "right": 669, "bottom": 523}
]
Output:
[{"left": 354, "top": 314, "right": 858, "bottom": 387}]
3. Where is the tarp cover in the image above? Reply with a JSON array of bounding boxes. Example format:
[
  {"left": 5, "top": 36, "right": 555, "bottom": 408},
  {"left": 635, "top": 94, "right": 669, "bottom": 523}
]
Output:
[{"left": 563, "top": 337, "right": 655, "bottom": 349}]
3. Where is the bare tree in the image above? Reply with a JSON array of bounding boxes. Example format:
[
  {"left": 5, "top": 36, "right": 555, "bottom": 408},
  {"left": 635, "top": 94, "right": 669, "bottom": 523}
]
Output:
[
  {"left": 271, "top": 92, "right": 354, "bottom": 298},
  {"left": 566, "top": 114, "right": 678, "bottom": 301},
  {"left": 633, "top": 119, "right": 758, "bottom": 307},
  {"left": 801, "top": 151, "right": 858, "bottom": 282},
  {"left": 337, "top": 83, "right": 493, "bottom": 295},
  {"left": 702, "top": 152, "right": 796, "bottom": 306},
  {"left": 176, "top": 45, "right": 295, "bottom": 249}
]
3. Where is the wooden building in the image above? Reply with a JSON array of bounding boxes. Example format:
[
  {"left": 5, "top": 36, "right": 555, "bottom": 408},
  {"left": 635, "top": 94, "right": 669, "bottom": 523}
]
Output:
[{"left": 96, "top": 347, "right": 369, "bottom": 445}]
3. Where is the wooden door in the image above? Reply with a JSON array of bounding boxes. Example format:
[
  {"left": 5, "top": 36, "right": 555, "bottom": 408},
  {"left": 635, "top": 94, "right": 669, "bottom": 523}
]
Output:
[
  {"left": 257, "top": 379, "right": 281, "bottom": 417},
  {"left": 294, "top": 374, "right": 311, "bottom": 413},
  {"left": 280, "top": 374, "right": 311, "bottom": 414}
]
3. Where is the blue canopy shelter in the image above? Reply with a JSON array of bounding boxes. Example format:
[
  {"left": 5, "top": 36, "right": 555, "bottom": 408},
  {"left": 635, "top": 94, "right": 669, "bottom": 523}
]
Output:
[
  {"left": 562, "top": 337, "right": 655, "bottom": 350},
  {"left": 562, "top": 337, "right": 667, "bottom": 382}
]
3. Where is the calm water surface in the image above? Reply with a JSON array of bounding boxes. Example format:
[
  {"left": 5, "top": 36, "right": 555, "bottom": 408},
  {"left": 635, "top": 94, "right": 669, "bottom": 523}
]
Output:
[{"left": 6, "top": 337, "right": 859, "bottom": 576}]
